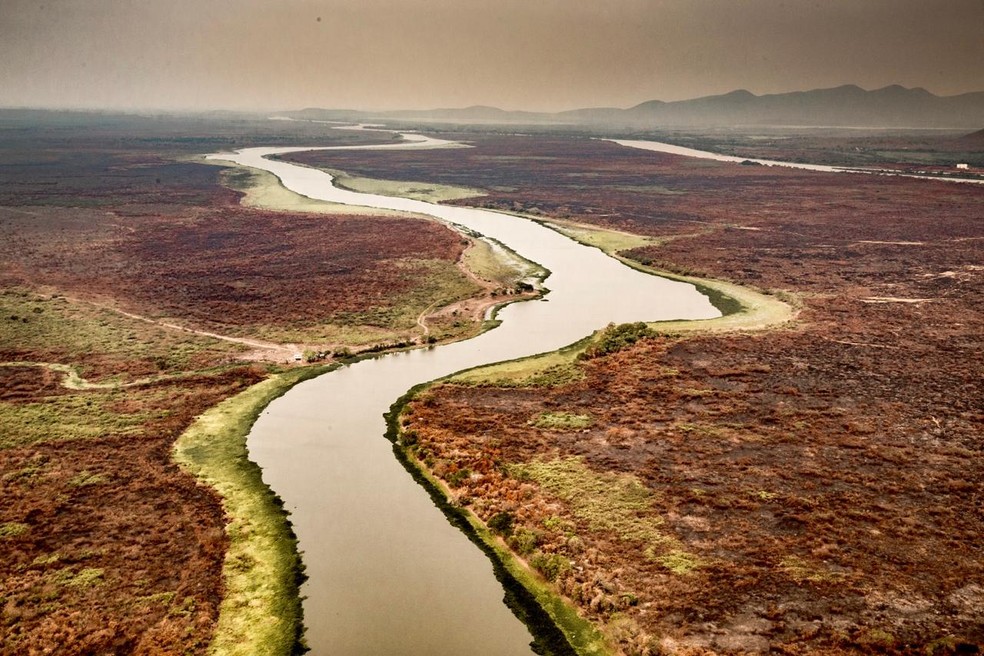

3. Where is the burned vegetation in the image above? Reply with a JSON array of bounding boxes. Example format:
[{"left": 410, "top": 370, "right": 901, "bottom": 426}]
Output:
[{"left": 360, "top": 135, "right": 984, "bottom": 655}]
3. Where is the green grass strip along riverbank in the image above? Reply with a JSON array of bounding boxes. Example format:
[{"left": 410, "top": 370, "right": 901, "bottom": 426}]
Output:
[
  {"left": 174, "top": 365, "right": 333, "bottom": 656},
  {"left": 385, "top": 383, "right": 609, "bottom": 656},
  {"left": 378, "top": 215, "right": 799, "bottom": 655},
  {"left": 537, "top": 218, "right": 796, "bottom": 331}
]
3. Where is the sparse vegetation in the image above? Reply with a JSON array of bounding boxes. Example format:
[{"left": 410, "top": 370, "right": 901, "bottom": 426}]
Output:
[
  {"left": 511, "top": 457, "right": 667, "bottom": 549},
  {"left": 531, "top": 411, "right": 593, "bottom": 430},
  {"left": 387, "top": 133, "right": 983, "bottom": 654}
]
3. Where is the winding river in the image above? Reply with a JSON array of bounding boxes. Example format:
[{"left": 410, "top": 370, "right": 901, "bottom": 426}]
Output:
[{"left": 207, "top": 139, "right": 720, "bottom": 655}]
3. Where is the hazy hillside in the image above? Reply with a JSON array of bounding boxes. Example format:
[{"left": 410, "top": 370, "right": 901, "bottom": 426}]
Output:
[
  {"left": 623, "top": 85, "right": 984, "bottom": 128},
  {"left": 289, "top": 85, "right": 984, "bottom": 129}
]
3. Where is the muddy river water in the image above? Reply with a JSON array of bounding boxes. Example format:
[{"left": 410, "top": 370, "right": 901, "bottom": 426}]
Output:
[{"left": 207, "top": 140, "right": 720, "bottom": 655}]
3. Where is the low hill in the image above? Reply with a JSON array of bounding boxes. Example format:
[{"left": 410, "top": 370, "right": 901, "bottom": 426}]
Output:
[{"left": 287, "top": 85, "right": 984, "bottom": 129}]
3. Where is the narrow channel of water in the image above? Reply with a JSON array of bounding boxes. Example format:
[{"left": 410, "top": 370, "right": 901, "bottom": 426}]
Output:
[
  {"left": 207, "top": 143, "right": 720, "bottom": 655},
  {"left": 610, "top": 138, "right": 984, "bottom": 184}
]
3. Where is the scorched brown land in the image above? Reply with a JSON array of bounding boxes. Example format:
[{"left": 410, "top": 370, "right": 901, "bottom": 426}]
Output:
[
  {"left": 0, "top": 115, "right": 483, "bottom": 654},
  {"left": 301, "top": 135, "right": 984, "bottom": 655}
]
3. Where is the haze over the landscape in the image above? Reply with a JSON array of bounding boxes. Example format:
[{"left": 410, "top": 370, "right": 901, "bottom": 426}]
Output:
[{"left": 1, "top": 0, "right": 983, "bottom": 113}]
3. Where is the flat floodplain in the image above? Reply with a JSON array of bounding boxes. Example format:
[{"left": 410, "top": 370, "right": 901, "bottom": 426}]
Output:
[
  {"left": 310, "top": 134, "right": 984, "bottom": 654},
  {"left": 2, "top": 119, "right": 981, "bottom": 654},
  {"left": 0, "top": 114, "right": 498, "bottom": 653}
]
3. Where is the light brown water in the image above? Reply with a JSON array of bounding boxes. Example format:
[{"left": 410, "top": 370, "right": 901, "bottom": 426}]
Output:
[{"left": 210, "top": 143, "right": 720, "bottom": 655}]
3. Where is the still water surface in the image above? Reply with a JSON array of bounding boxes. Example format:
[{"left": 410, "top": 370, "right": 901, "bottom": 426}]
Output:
[
  {"left": 207, "top": 142, "right": 719, "bottom": 655},
  {"left": 610, "top": 138, "right": 984, "bottom": 184}
]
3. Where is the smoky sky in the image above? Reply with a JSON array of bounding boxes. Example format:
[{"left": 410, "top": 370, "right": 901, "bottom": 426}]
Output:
[{"left": 1, "top": 0, "right": 982, "bottom": 112}]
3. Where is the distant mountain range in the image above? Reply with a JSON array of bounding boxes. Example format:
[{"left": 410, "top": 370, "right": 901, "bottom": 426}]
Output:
[{"left": 289, "top": 85, "right": 984, "bottom": 129}]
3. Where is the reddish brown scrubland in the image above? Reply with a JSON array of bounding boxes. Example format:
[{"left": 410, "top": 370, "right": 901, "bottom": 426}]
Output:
[
  {"left": 294, "top": 136, "right": 984, "bottom": 655},
  {"left": 0, "top": 123, "right": 480, "bottom": 654}
]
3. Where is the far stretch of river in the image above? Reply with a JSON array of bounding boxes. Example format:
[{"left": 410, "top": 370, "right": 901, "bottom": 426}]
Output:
[
  {"left": 207, "top": 138, "right": 719, "bottom": 655},
  {"left": 609, "top": 138, "right": 984, "bottom": 184}
]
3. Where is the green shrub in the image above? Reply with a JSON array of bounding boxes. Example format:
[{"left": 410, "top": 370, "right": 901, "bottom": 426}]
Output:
[
  {"left": 530, "top": 552, "right": 572, "bottom": 582},
  {"left": 488, "top": 511, "right": 515, "bottom": 536},
  {"left": 580, "top": 322, "right": 656, "bottom": 359},
  {"left": 510, "top": 527, "right": 540, "bottom": 555}
]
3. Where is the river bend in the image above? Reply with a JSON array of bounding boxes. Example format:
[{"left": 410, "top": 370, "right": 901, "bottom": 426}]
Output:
[{"left": 207, "top": 140, "right": 719, "bottom": 655}]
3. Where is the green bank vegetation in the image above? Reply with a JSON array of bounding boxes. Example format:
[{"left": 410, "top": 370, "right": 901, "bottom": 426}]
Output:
[
  {"left": 174, "top": 365, "right": 332, "bottom": 656},
  {"left": 324, "top": 167, "right": 486, "bottom": 203},
  {"left": 214, "top": 162, "right": 407, "bottom": 217},
  {"left": 463, "top": 237, "right": 544, "bottom": 289},
  {"left": 540, "top": 220, "right": 796, "bottom": 332},
  {"left": 386, "top": 386, "right": 608, "bottom": 656},
  {"left": 449, "top": 336, "right": 591, "bottom": 387}
]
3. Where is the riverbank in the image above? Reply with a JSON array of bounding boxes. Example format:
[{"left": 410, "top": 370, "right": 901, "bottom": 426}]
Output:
[
  {"left": 386, "top": 135, "right": 983, "bottom": 654},
  {"left": 0, "top": 121, "right": 541, "bottom": 653},
  {"left": 174, "top": 365, "right": 332, "bottom": 655},
  {"left": 387, "top": 258, "right": 784, "bottom": 654}
]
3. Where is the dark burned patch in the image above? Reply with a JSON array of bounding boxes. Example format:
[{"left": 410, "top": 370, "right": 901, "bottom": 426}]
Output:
[
  {"left": 0, "top": 366, "right": 265, "bottom": 654},
  {"left": 380, "top": 135, "right": 982, "bottom": 655},
  {"left": 0, "top": 205, "right": 466, "bottom": 333},
  {"left": 0, "top": 366, "right": 70, "bottom": 403}
]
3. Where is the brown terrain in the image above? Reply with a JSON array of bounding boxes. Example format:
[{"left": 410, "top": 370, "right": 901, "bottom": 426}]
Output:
[
  {"left": 0, "top": 117, "right": 482, "bottom": 654},
  {"left": 293, "top": 136, "right": 984, "bottom": 654}
]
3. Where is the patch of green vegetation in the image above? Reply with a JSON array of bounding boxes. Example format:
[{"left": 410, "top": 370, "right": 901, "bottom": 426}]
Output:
[
  {"left": 778, "top": 555, "right": 843, "bottom": 583},
  {"left": 66, "top": 567, "right": 105, "bottom": 589},
  {"left": 462, "top": 237, "right": 542, "bottom": 288},
  {"left": 543, "top": 516, "right": 576, "bottom": 534},
  {"left": 580, "top": 322, "right": 656, "bottom": 359},
  {"left": 510, "top": 457, "right": 667, "bottom": 549},
  {"left": 450, "top": 335, "right": 591, "bottom": 387},
  {"left": 858, "top": 628, "right": 897, "bottom": 651},
  {"left": 531, "top": 412, "right": 593, "bottom": 430},
  {"left": 651, "top": 549, "right": 702, "bottom": 575},
  {"left": 487, "top": 511, "right": 515, "bottom": 536},
  {"left": 544, "top": 220, "right": 658, "bottom": 254},
  {"left": 174, "top": 365, "right": 332, "bottom": 656},
  {"left": 137, "top": 590, "right": 177, "bottom": 607},
  {"left": 325, "top": 168, "right": 486, "bottom": 203},
  {"left": 510, "top": 527, "right": 542, "bottom": 556},
  {"left": 530, "top": 551, "right": 572, "bottom": 582},
  {"left": 69, "top": 470, "right": 108, "bottom": 487},
  {"left": 48, "top": 566, "right": 105, "bottom": 589},
  {"left": 0, "top": 388, "right": 167, "bottom": 449},
  {"left": 0, "top": 290, "right": 244, "bottom": 381},
  {"left": 2, "top": 455, "right": 47, "bottom": 485},
  {"left": 0, "top": 522, "right": 29, "bottom": 539},
  {"left": 31, "top": 552, "right": 60, "bottom": 566}
]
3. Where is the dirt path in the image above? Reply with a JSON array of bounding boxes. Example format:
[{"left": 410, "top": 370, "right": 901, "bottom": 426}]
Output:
[{"left": 0, "top": 360, "right": 207, "bottom": 390}]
